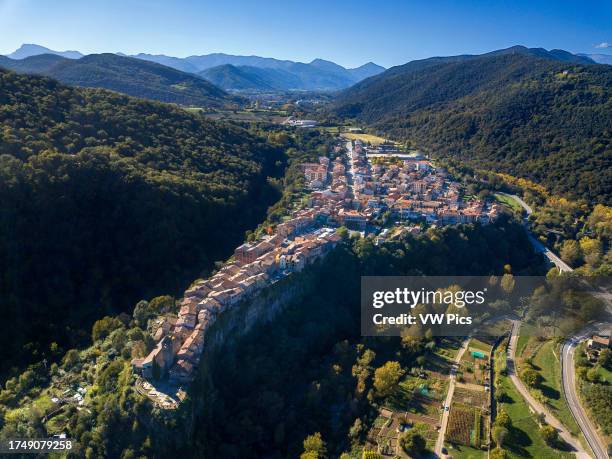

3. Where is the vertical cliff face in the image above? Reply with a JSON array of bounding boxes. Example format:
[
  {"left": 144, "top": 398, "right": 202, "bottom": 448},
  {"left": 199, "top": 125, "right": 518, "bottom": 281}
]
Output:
[{"left": 149, "top": 273, "right": 306, "bottom": 453}]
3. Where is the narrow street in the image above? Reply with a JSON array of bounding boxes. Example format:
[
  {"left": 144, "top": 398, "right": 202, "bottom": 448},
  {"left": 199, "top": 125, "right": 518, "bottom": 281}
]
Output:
[{"left": 434, "top": 338, "right": 470, "bottom": 456}]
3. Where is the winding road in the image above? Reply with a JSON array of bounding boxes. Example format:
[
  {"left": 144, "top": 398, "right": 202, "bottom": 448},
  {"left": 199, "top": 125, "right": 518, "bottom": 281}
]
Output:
[
  {"left": 497, "top": 192, "right": 572, "bottom": 272},
  {"left": 561, "top": 332, "right": 609, "bottom": 459},
  {"left": 502, "top": 193, "right": 610, "bottom": 457},
  {"left": 507, "top": 321, "right": 591, "bottom": 458}
]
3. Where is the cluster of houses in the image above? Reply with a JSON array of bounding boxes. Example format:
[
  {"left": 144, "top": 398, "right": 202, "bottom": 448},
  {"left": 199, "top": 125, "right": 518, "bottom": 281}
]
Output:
[
  {"left": 355, "top": 140, "right": 501, "bottom": 225},
  {"left": 301, "top": 139, "right": 501, "bottom": 232},
  {"left": 132, "top": 137, "right": 501, "bottom": 395},
  {"left": 131, "top": 210, "right": 341, "bottom": 385}
]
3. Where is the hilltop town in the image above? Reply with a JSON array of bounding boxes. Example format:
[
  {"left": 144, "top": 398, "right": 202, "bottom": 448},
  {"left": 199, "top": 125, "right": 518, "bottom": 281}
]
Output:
[{"left": 130, "top": 137, "right": 500, "bottom": 407}]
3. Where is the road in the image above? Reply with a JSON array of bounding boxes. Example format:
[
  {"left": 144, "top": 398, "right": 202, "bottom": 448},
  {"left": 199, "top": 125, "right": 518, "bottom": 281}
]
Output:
[
  {"left": 507, "top": 321, "right": 591, "bottom": 458},
  {"left": 561, "top": 328, "right": 610, "bottom": 459},
  {"left": 498, "top": 192, "right": 572, "bottom": 272},
  {"left": 435, "top": 338, "right": 470, "bottom": 456}
]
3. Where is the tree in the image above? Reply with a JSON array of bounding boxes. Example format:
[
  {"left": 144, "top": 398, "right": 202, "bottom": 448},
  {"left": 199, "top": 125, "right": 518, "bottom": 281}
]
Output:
[
  {"left": 587, "top": 204, "right": 612, "bottom": 240},
  {"left": 521, "top": 367, "right": 542, "bottom": 387},
  {"left": 492, "top": 425, "right": 509, "bottom": 447},
  {"left": 500, "top": 274, "right": 515, "bottom": 294},
  {"left": 132, "top": 300, "right": 152, "bottom": 328},
  {"left": 598, "top": 349, "right": 612, "bottom": 370},
  {"left": 540, "top": 424, "right": 559, "bottom": 446},
  {"left": 301, "top": 432, "right": 326, "bottom": 459},
  {"left": 362, "top": 451, "right": 382, "bottom": 459},
  {"left": 490, "top": 447, "right": 508, "bottom": 459},
  {"left": 149, "top": 295, "right": 175, "bottom": 314},
  {"left": 494, "top": 409, "right": 512, "bottom": 429},
  {"left": 349, "top": 418, "right": 363, "bottom": 439},
  {"left": 373, "top": 361, "right": 404, "bottom": 397},
  {"left": 560, "top": 240, "right": 583, "bottom": 267},
  {"left": 580, "top": 237, "right": 603, "bottom": 268},
  {"left": 399, "top": 430, "right": 426, "bottom": 456},
  {"left": 92, "top": 316, "right": 123, "bottom": 342},
  {"left": 62, "top": 349, "right": 80, "bottom": 369},
  {"left": 586, "top": 368, "right": 601, "bottom": 383}
]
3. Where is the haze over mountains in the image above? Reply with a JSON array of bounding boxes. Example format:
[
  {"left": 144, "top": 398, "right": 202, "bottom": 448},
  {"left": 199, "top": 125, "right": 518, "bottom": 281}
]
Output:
[
  {"left": 133, "top": 52, "right": 385, "bottom": 90},
  {"left": 0, "top": 52, "right": 235, "bottom": 107},
  {"left": 6, "top": 43, "right": 83, "bottom": 60},
  {"left": 3, "top": 44, "right": 385, "bottom": 92},
  {"left": 333, "top": 45, "right": 611, "bottom": 203}
]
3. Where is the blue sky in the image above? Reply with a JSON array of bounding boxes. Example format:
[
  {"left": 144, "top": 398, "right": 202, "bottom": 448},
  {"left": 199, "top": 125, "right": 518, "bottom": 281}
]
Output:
[{"left": 1, "top": 0, "right": 610, "bottom": 68}]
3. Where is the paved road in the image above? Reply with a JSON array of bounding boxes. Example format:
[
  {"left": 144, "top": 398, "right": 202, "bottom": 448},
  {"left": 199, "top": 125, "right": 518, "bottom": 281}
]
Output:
[
  {"left": 498, "top": 192, "right": 534, "bottom": 215},
  {"left": 435, "top": 338, "right": 470, "bottom": 456},
  {"left": 499, "top": 193, "right": 573, "bottom": 272},
  {"left": 508, "top": 321, "right": 591, "bottom": 458},
  {"left": 561, "top": 329, "right": 609, "bottom": 459}
]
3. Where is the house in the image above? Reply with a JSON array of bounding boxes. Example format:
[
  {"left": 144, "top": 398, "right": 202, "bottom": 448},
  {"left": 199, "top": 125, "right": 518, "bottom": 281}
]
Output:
[
  {"left": 338, "top": 209, "right": 367, "bottom": 230},
  {"left": 131, "top": 335, "right": 177, "bottom": 379},
  {"left": 588, "top": 335, "right": 611, "bottom": 350},
  {"left": 234, "top": 240, "right": 274, "bottom": 264}
]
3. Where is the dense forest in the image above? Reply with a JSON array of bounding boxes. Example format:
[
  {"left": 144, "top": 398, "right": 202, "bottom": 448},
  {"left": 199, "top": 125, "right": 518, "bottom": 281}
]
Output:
[
  {"left": 332, "top": 52, "right": 611, "bottom": 204},
  {"left": 0, "top": 69, "right": 285, "bottom": 380},
  {"left": 0, "top": 219, "right": 543, "bottom": 458},
  {"left": 0, "top": 53, "right": 237, "bottom": 107}
]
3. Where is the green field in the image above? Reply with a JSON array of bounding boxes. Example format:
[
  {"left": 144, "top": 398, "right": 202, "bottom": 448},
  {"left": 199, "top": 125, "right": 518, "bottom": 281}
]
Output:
[
  {"left": 516, "top": 334, "right": 531, "bottom": 358},
  {"left": 342, "top": 132, "right": 391, "bottom": 145},
  {"left": 497, "top": 369, "right": 574, "bottom": 459},
  {"left": 493, "top": 193, "right": 524, "bottom": 214},
  {"left": 531, "top": 340, "right": 582, "bottom": 436},
  {"left": 444, "top": 442, "right": 487, "bottom": 459}
]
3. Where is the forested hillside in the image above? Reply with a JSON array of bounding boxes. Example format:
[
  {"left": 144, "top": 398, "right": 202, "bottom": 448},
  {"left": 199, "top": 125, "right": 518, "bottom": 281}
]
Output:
[
  {"left": 333, "top": 51, "right": 611, "bottom": 203},
  {"left": 0, "top": 53, "right": 235, "bottom": 107},
  {"left": 0, "top": 70, "right": 284, "bottom": 379},
  {"left": 0, "top": 219, "right": 542, "bottom": 457}
]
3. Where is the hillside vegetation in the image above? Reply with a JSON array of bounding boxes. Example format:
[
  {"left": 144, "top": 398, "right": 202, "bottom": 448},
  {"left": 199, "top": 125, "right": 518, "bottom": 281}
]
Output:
[
  {"left": 0, "top": 220, "right": 540, "bottom": 458},
  {"left": 0, "top": 53, "right": 235, "bottom": 107},
  {"left": 0, "top": 70, "right": 284, "bottom": 379},
  {"left": 333, "top": 50, "right": 611, "bottom": 203}
]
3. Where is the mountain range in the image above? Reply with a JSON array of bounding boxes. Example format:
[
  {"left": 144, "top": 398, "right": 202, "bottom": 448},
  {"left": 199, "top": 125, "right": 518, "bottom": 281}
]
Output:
[
  {"left": 0, "top": 52, "right": 235, "bottom": 107},
  {"left": 333, "top": 45, "right": 611, "bottom": 203},
  {"left": 578, "top": 53, "right": 612, "bottom": 65},
  {"left": 134, "top": 52, "right": 385, "bottom": 90},
  {"left": 5, "top": 44, "right": 385, "bottom": 92},
  {"left": 6, "top": 43, "right": 84, "bottom": 60}
]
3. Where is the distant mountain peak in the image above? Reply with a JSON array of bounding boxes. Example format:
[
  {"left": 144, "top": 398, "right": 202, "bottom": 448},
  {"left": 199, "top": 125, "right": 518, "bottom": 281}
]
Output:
[{"left": 7, "top": 43, "right": 83, "bottom": 60}]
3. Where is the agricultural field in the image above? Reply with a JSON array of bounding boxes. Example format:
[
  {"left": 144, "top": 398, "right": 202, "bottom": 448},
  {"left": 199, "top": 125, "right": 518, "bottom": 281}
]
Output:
[
  {"left": 447, "top": 402, "right": 485, "bottom": 448},
  {"left": 202, "top": 108, "right": 288, "bottom": 123},
  {"left": 454, "top": 386, "right": 488, "bottom": 411},
  {"left": 366, "top": 408, "right": 438, "bottom": 456},
  {"left": 457, "top": 338, "right": 491, "bottom": 386},
  {"left": 341, "top": 132, "right": 391, "bottom": 145}
]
